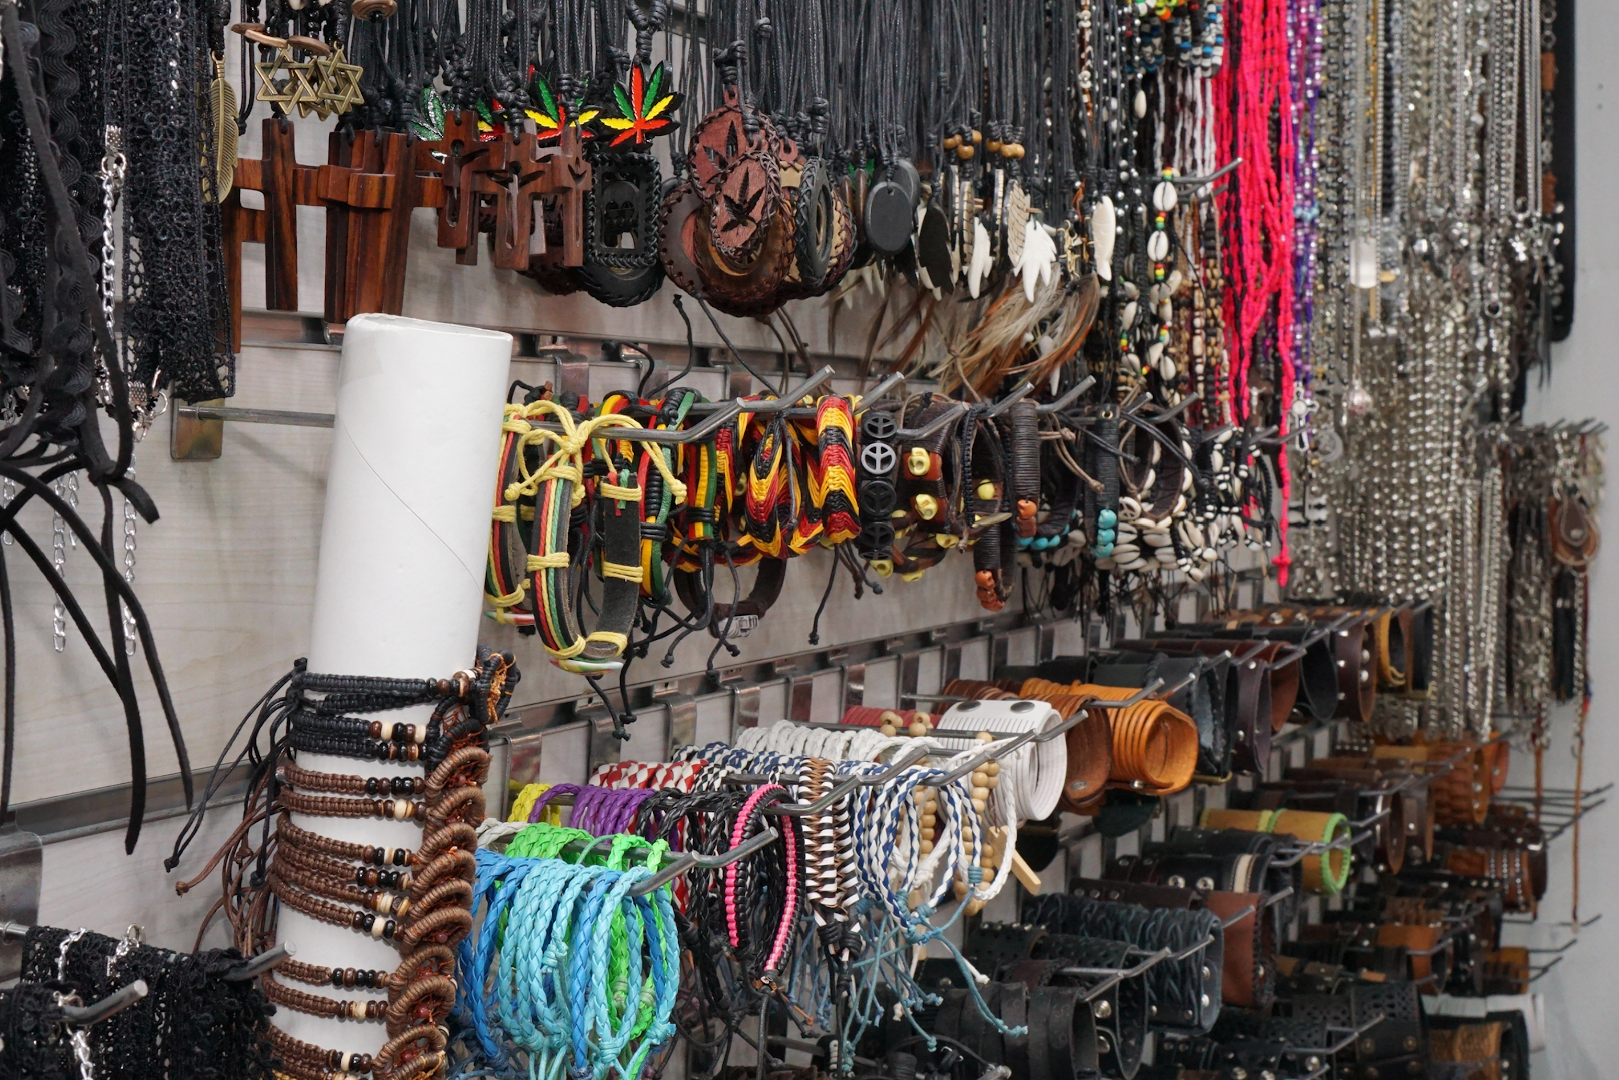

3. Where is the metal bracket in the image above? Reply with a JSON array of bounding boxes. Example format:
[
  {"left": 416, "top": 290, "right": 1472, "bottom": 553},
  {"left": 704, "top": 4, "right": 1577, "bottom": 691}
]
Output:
[{"left": 0, "top": 826, "right": 41, "bottom": 980}]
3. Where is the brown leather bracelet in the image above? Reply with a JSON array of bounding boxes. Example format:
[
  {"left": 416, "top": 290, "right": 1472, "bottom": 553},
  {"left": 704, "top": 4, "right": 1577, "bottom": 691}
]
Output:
[
  {"left": 1013, "top": 679, "right": 1112, "bottom": 813},
  {"left": 1204, "top": 890, "right": 1273, "bottom": 1009},
  {"left": 1068, "top": 683, "right": 1198, "bottom": 796}
]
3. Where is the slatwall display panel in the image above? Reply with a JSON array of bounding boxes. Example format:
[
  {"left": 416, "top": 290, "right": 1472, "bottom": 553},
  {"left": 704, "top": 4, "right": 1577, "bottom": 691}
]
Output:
[{"left": 3, "top": 345, "right": 336, "bottom": 809}]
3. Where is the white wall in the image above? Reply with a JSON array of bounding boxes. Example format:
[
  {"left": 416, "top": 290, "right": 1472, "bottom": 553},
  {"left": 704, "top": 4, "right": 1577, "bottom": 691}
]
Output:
[{"left": 1516, "top": 7, "right": 1619, "bottom": 1073}]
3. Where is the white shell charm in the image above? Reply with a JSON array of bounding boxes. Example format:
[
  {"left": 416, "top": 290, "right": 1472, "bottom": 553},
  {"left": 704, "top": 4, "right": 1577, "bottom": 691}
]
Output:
[
  {"left": 1147, "top": 230, "right": 1170, "bottom": 262},
  {"left": 969, "top": 219, "right": 993, "bottom": 299},
  {"left": 1091, "top": 196, "right": 1117, "bottom": 280},
  {"left": 1153, "top": 180, "right": 1178, "bottom": 212}
]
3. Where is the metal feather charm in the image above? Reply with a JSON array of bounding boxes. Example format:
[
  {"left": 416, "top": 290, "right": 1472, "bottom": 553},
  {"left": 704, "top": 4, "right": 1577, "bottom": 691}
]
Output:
[{"left": 206, "top": 53, "right": 238, "bottom": 202}]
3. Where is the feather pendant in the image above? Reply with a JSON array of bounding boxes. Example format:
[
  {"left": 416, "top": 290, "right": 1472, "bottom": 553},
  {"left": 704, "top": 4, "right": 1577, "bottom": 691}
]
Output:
[{"left": 207, "top": 54, "right": 238, "bottom": 202}]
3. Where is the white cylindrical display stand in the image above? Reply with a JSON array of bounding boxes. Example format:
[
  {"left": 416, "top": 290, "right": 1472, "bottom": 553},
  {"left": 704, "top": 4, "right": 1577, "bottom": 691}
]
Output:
[{"left": 279, "top": 314, "right": 510, "bottom": 1057}]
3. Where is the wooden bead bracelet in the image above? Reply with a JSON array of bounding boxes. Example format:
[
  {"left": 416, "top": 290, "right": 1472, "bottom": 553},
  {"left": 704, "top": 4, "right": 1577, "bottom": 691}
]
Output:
[
  {"left": 271, "top": 855, "right": 414, "bottom": 918},
  {"left": 279, "top": 787, "right": 425, "bottom": 820},
  {"left": 275, "top": 813, "right": 416, "bottom": 866},
  {"left": 280, "top": 762, "right": 425, "bottom": 797},
  {"left": 264, "top": 971, "right": 388, "bottom": 1022},
  {"left": 267, "top": 1023, "right": 375, "bottom": 1078},
  {"left": 281, "top": 957, "right": 391, "bottom": 990},
  {"left": 274, "top": 837, "right": 415, "bottom": 891},
  {"left": 269, "top": 871, "right": 401, "bottom": 942}
]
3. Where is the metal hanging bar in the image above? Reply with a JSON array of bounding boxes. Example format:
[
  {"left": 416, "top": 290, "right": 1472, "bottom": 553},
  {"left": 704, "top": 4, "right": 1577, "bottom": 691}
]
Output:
[
  {"left": 1219, "top": 903, "right": 1258, "bottom": 929},
  {"left": 762, "top": 745, "right": 936, "bottom": 816},
  {"left": 893, "top": 401, "right": 971, "bottom": 440},
  {"left": 982, "top": 382, "right": 1036, "bottom": 418},
  {"left": 1063, "top": 945, "right": 1175, "bottom": 1001},
  {"left": 1150, "top": 392, "right": 1201, "bottom": 424},
  {"left": 176, "top": 405, "right": 335, "bottom": 428},
  {"left": 1262, "top": 886, "right": 1295, "bottom": 908}
]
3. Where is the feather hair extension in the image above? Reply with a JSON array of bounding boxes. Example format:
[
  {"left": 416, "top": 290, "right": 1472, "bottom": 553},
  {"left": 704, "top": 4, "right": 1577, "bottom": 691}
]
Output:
[
  {"left": 1018, "top": 274, "right": 1101, "bottom": 388},
  {"left": 942, "top": 273, "right": 1067, "bottom": 397}
]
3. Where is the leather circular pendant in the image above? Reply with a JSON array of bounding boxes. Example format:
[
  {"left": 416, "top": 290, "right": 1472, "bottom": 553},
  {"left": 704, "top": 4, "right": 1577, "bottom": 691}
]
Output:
[
  {"left": 694, "top": 190, "right": 796, "bottom": 315},
  {"left": 709, "top": 151, "right": 781, "bottom": 262},
  {"left": 657, "top": 181, "right": 706, "bottom": 298},
  {"left": 864, "top": 179, "right": 914, "bottom": 256},
  {"left": 916, "top": 202, "right": 953, "bottom": 292},
  {"left": 793, "top": 158, "right": 838, "bottom": 292},
  {"left": 689, "top": 97, "right": 748, "bottom": 196},
  {"left": 807, "top": 179, "right": 856, "bottom": 295}
]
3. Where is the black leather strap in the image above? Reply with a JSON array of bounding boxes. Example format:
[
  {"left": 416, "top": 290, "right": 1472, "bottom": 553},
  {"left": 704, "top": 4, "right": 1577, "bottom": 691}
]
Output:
[
  {"left": 1039, "top": 987, "right": 1099, "bottom": 1080},
  {"left": 966, "top": 922, "right": 1050, "bottom": 980},
  {"left": 998, "top": 979, "right": 1032, "bottom": 1079}
]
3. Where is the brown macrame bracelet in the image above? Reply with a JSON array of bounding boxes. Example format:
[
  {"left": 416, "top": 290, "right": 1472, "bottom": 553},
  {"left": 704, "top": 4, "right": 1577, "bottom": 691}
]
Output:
[
  {"left": 409, "top": 848, "right": 477, "bottom": 900},
  {"left": 280, "top": 788, "right": 424, "bottom": 821},
  {"left": 277, "top": 813, "right": 417, "bottom": 867},
  {"left": 384, "top": 973, "right": 457, "bottom": 1035},
  {"left": 397, "top": 904, "right": 472, "bottom": 949},
  {"left": 416, "top": 821, "right": 476, "bottom": 864},
  {"left": 386, "top": 946, "right": 456, "bottom": 997},
  {"left": 280, "top": 957, "right": 391, "bottom": 990},
  {"left": 281, "top": 761, "right": 425, "bottom": 797},
  {"left": 275, "top": 840, "right": 415, "bottom": 892},
  {"left": 268, "top": 1022, "right": 375, "bottom": 1076},
  {"left": 264, "top": 971, "right": 388, "bottom": 1022}
]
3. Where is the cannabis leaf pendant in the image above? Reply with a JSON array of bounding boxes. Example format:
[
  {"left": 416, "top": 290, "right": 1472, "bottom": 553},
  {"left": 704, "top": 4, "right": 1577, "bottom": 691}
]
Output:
[
  {"left": 524, "top": 73, "right": 599, "bottom": 147},
  {"left": 593, "top": 62, "right": 683, "bottom": 146}
]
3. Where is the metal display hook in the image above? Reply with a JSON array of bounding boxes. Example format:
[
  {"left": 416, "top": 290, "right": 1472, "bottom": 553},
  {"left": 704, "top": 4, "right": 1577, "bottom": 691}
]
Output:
[
  {"left": 783, "top": 370, "right": 908, "bottom": 419},
  {"left": 1151, "top": 652, "right": 1232, "bottom": 700},
  {"left": 223, "top": 942, "right": 296, "bottom": 981},
  {"left": 1219, "top": 903, "right": 1258, "bottom": 929},
  {"left": 0, "top": 921, "right": 295, "bottom": 984},
  {"left": 763, "top": 744, "right": 936, "bottom": 816},
  {"left": 1294, "top": 611, "right": 1361, "bottom": 650},
  {"left": 628, "top": 826, "right": 780, "bottom": 896},
  {"left": 717, "top": 744, "right": 939, "bottom": 812},
  {"left": 894, "top": 400, "right": 971, "bottom": 440},
  {"left": 1063, "top": 945, "right": 1174, "bottom": 1001},
  {"left": 1147, "top": 391, "right": 1201, "bottom": 424},
  {"left": 982, "top": 381, "right": 1035, "bottom": 417},
  {"left": 1262, "top": 886, "right": 1295, "bottom": 908},
  {"left": 1036, "top": 375, "right": 1097, "bottom": 414},
  {"left": 60, "top": 980, "right": 149, "bottom": 1026},
  {"left": 1286, "top": 1011, "right": 1386, "bottom": 1057},
  {"left": 918, "top": 681, "right": 1166, "bottom": 787}
]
